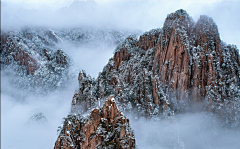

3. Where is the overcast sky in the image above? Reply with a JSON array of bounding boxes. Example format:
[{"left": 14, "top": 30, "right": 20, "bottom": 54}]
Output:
[{"left": 2, "top": 0, "right": 240, "bottom": 49}]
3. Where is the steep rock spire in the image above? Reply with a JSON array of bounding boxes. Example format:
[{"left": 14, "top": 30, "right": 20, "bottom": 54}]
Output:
[{"left": 55, "top": 96, "right": 136, "bottom": 149}]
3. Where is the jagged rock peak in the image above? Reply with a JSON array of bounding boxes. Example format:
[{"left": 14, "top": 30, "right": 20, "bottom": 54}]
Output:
[
  {"left": 195, "top": 15, "right": 220, "bottom": 46},
  {"left": 78, "top": 70, "right": 87, "bottom": 86},
  {"left": 196, "top": 15, "right": 218, "bottom": 32},
  {"left": 55, "top": 95, "right": 136, "bottom": 149},
  {"left": 69, "top": 9, "right": 239, "bottom": 122},
  {"left": 102, "top": 95, "right": 121, "bottom": 119},
  {"left": 163, "top": 9, "right": 195, "bottom": 29},
  {"left": 165, "top": 9, "right": 189, "bottom": 21}
]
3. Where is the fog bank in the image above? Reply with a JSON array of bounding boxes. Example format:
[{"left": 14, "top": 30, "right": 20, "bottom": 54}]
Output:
[
  {"left": 1, "top": 73, "right": 77, "bottom": 149},
  {"left": 2, "top": 0, "right": 240, "bottom": 48},
  {"left": 130, "top": 113, "right": 240, "bottom": 149}
]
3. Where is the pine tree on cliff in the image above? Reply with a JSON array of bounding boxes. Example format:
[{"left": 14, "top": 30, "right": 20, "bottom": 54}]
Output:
[{"left": 72, "top": 9, "right": 240, "bottom": 121}]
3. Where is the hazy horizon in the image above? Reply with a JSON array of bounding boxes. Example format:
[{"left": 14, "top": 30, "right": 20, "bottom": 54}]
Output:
[{"left": 2, "top": 0, "right": 240, "bottom": 49}]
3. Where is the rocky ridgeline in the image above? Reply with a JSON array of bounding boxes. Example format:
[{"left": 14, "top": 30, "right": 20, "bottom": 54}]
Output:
[
  {"left": 1, "top": 27, "right": 135, "bottom": 93},
  {"left": 72, "top": 9, "right": 240, "bottom": 120},
  {"left": 55, "top": 96, "right": 136, "bottom": 149},
  {"left": 1, "top": 28, "right": 71, "bottom": 92}
]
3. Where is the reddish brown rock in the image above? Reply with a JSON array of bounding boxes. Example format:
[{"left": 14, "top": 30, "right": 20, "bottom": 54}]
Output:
[
  {"left": 114, "top": 48, "right": 131, "bottom": 70},
  {"left": 137, "top": 29, "right": 160, "bottom": 51},
  {"left": 1, "top": 36, "right": 39, "bottom": 75},
  {"left": 78, "top": 70, "right": 86, "bottom": 88},
  {"left": 55, "top": 96, "right": 136, "bottom": 149},
  {"left": 111, "top": 9, "right": 239, "bottom": 110},
  {"left": 1, "top": 32, "right": 68, "bottom": 76},
  {"left": 71, "top": 9, "right": 240, "bottom": 120},
  {"left": 153, "top": 9, "right": 195, "bottom": 96}
]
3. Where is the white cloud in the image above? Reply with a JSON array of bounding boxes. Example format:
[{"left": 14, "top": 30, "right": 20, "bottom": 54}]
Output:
[
  {"left": 2, "top": 0, "right": 239, "bottom": 50},
  {"left": 1, "top": 73, "right": 76, "bottom": 149},
  {"left": 130, "top": 112, "right": 240, "bottom": 149}
]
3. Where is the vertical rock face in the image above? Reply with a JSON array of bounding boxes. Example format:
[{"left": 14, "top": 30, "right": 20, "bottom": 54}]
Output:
[
  {"left": 1, "top": 34, "right": 39, "bottom": 75},
  {"left": 191, "top": 15, "right": 223, "bottom": 98},
  {"left": 153, "top": 9, "right": 194, "bottom": 94},
  {"left": 1, "top": 29, "right": 71, "bottom": 92},
  {"left": 55, "top": 96, "right": 136, "bottom": 149},
  {"left": 137, "top": 29, "right": 161, "bottom": 51},
  {"left": 72, "top": 9, "right": 240, "bottom": 117},
  {"left": 113, "top": 36, "right": 137, "bottom": 70},
  {"left": 114, "top": 48, "right": 131, "bottom": 70}
]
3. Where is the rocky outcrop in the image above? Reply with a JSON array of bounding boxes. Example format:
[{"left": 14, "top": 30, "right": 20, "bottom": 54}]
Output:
[
  {"left": 42, "top": 48, "right": 68, "bottom": 67},
  {"left": 113, "top": 9, "right": 239, "bottom": 104},
  {"left": 113, "top": 36, "right": 138, "bottom": 70},
  {"left": 114, "top": 48, "right": 131, "bottom": 71},
  {"left": 1, "top": 33, "right": 68, "bottom": 75},
  {"left": 153, "top": 9, "right": 195, "bottom": 94},
  {"left": 72, "top": 9, "right": 240, "bottom": 117},
  {"left": 151, "top": 10, "right": 239, "bottom": 105},
  {"left": 1, "top": 34, "right": 38, "bottom": 75},
  {"left": 55, "top": 96, "right": 136, "bottom": 149},
  {"left": 0, "top": 29, "right": 71, "bottom": 92},
  {"left": 137, "top": 29, "right": 161, "bottom": 51}
]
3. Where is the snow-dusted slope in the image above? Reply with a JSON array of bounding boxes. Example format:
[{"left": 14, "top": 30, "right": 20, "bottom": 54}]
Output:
[
  {"left": 71, "top": 9, "right": 240, "bottom": 123},
  {"left": 1, "top": 26, "right": 138, "bottom": 94}
]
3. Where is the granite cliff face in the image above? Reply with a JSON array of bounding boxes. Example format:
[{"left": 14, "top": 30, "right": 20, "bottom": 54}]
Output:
[
  {"left": 55, "top": 96, "right": 136, "bottom": 149},
  {"left": 72, "top": 9, "right": 240, "bottom": 118},
  {"left": 55, "top": 9, "right": 240, "bottom": 148}
]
